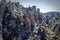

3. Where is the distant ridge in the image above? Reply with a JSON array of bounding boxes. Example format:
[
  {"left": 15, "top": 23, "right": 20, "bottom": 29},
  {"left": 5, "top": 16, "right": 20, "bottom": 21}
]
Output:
[{"left": 43, "top": 11, "right": 60, "bottom": 16}]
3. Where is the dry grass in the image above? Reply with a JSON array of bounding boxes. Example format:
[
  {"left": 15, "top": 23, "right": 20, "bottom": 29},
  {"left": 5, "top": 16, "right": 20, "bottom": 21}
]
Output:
[{"left": 0, "top": 35, "right": 3, "bottom": 40}]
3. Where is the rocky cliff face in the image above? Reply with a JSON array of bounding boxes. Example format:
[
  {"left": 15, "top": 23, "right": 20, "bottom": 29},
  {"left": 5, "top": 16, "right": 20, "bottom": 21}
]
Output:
[{"left": 0, "top": 0, "right": 60, "bottom": 40}]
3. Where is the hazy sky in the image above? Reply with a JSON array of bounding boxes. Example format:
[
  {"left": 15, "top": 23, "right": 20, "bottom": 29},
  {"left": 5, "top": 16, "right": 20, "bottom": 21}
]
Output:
[{"left": 1, "top": 0, "right": 60, "bottom": 13}]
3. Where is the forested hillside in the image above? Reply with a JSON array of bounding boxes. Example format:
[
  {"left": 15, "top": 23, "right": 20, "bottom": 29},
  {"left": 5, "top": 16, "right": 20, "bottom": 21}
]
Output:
[{"left": 0, "top": 0, "right": 60, "bottom": 40}]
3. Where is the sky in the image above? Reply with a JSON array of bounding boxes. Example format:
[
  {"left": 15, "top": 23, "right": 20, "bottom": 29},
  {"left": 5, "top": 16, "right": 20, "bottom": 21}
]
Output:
[{"left": 0, "top": 0, "right": 60, "bottom": 13}]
